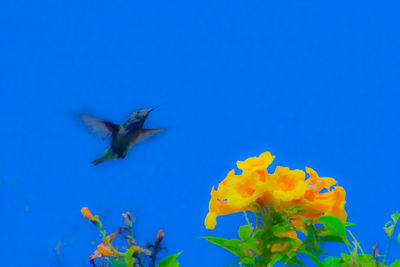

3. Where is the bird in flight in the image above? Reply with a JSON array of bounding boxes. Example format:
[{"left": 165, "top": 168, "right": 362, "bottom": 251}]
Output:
[{"left": 81, "top": 105, "right": 164, "bottom": 165}]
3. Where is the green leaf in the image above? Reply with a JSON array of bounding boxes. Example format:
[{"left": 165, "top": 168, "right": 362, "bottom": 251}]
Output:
[
  {"left": 238, "top": 225, "right": 253, "bottom": 240},
  {"left": 320, "top": 235, "right": 345, "bottom": 243},
  {"left": 241, "top": 258, "right": 255, "bottom": 265},
  {"left": 253, "top": 229, "right": 265, "bottom": 241},
  {"left": 354, "top": 254, "right": 378, "bottom": 267},
  {"left": 200, "top": 236, "right": 241, "bottom": 256},
  {"left": 318, "top": 216, "right": 346, "bottom": 238},
  {"left": 344, "top": 222, "right": 356, "bottom": 227},
  {"left": 391, "top": 259, "right": 400, "bottom": 267},
  {"left": 244, "top": 236, "right": 257, "bottom": 251},
  {"left": 108, "top": 257, "right": 127, "bottom": 267},
  {"left": 270, "top": 254, "right": 283, "bottom": 265},
  {"left": 385, "top": 221, "right": 394, "bottom": 237},
  {"left": 391, "top": 211, "right": 400, "bottom": 224},
  {"left": 323, "top": 256, "right": 342, "bottom": 265},
  {"left": 285, "top": 256, "right": 304, "bottom": 266},
  {"left": 304, "top": 251, "right": 324, "bottom": 267},
  {"left": 398, "top": 232, "right": 400, "bottom": 245},
  {"left": 304, "top": 220, "right": 324, "bottom": 256},
  {"left": 156, "top": 252, "right": 182, "bottom": 267},
  {"left": 124, "top": 246, "right": 135, "bottom": 267}
]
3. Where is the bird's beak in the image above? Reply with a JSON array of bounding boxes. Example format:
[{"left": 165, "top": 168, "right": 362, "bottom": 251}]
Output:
[{"left": 150, "top": 103, "right": 165, "bottom": 112}]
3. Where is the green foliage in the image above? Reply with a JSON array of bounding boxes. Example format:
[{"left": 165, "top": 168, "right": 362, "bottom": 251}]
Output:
[
  {"left": 124, "top": 246, "right": 135, "bottom": 267},
  {"left": 200, "top": 236, "right": 242, "bottom": 257},
  {"left": 238, "top": 225, "right": 253, "bottom": 241},
  {"left": 156, "top": 252, "right": 181, "bottom": 267},
  {"left": 202, "top": 206, "right": 305, "bottom": 267},
  {"left": 398, "top": 232, "right": 400, "bottom": 245},
  {"left": 318, "top": 216, "right": 347, "bottom": 240},
  {"left": 203, "top": 209, "right": 400, "bottom": 267},
  {"left": 109, "top": 257, "right": 129, "bottom": 267},
  {"left": 391, "top": 260, "right": 400, "bottom": 267}
]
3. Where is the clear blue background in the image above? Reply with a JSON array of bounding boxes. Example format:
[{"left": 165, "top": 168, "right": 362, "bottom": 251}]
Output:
[{"left": 0, "top": 1, "right": 399, "bottom": 266}]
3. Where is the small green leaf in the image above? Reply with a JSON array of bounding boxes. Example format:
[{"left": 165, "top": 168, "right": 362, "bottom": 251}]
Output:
[
  {"left": 238, "top": 225, "right": 253, "bottom": 240},
  {"left": 384, "top": 223, "right": 394, "bottom": 237},
  {"left": 398, "top": 232, "right": 400, "bottom": 245},
  {"left": 391, "top": 259, "right": 400, "bottom": 267},
  {"left": 200, "top": 236, "right": 241, "bottom": 256},
  {"left": 391, "top": 211, "right": 400, "bottom": 223},
  {"left": 285, "top": 255, "right": 304, "bottom": 266},
  {"left": 241, "top": 258, "right": 255, "bottom": 265},
  {"left": 270, "top": 254, "right": 283, "bottom": 265},
  {"left": 318, "top": 216, "right": 346, "bottom": 237},
  {"left": 108, "top": 257, "right": 127, "bottom": 267},
  {"left": 156, "top": 252, "right": 181, "bottom": 267},
  {"left": 344, "top": 222, "right": 356, "bottom": 227},
  {"left": 124, "top": 246, "right": 135, "bottom": 267},
  {"left": 253, "top": 229, "right": 265, "bottom": 241},
  {"left": 323, "top": 256, "right": 342, "bottom": 265},
  {"left": 304, "top": 251, "right": 324, "bottom": 267},
  {"left": 320, "top": 235, "right": 345, "bottom": 243}
]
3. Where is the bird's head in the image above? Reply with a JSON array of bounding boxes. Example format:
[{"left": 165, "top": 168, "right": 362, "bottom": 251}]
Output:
[{"left": 129, "top": 104, "right": 164, "bottom": 121}]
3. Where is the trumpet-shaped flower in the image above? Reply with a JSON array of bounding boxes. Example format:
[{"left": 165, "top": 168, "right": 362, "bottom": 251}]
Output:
[
  {"left": 266, "top": 166, "right": 307, "bottom": 203},
  {"left": 205, "top": 185, "right": 247, "bottom": 229},
  {"left": 236, "top": 151, "right": 275, "bottom": 171},
  {"left": 81, "top": 207, "right": 100, "bottom": 226},
  {"left": 81, "top": 207, "right": 95, "bottom": 220},
  {"left": 90, "top": 231, "right": 121, "bottom": 263},
  {"left": 205, "top": 151, "right": 347, "bottom": 229},
  {"left": 305, "top": 167, "right": 337, "bottom": 193}
]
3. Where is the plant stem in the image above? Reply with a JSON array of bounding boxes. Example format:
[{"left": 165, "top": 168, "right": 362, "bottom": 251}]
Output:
[
  {"left": 383, "top": 234, "right": 392, "bottom": 265},
  {"left": 347, "top": 230, "right": 364, "bottom": 254}
]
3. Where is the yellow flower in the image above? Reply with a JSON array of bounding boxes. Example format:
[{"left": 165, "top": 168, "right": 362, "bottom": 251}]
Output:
[
  {"left": 320, "top": 186, "right": 347, "bottom": 221},
  {"left": 205, "top": 186, "right": 246, "bottom": 229},
  {"left": 205, "top": 151, "right": 348, "bottom": 230},
  {"left": 305, "top": 167, "right": 337, "bottom": 193},
  {"left": 298, "top": 186, "right": 347, "bottom": 223},
  {"left": 236, "top": 151, "right": 275, "bottom": 171},
  {"left": 267, "top": 166, "right": 307, "bottom": 202},
  {"left": 205, "top": 152, "right": 277, "bottom": 229}
]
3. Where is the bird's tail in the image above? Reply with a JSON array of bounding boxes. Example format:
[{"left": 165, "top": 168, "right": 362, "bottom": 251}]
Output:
[{"left": 92, "top": 147, "right": 118, "bottom": 166}]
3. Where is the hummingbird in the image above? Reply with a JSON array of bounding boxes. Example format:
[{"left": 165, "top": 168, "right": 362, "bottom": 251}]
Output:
[{"left": 81, "top": 105, "right": 164, "bottom": 165}]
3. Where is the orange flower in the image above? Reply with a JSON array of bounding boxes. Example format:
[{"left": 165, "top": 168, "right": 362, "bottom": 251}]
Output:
[
  {"left": 90, "top": 231, "right": 121, "bottom": 262},
  {"left": 205, "top": 186, "right": 248, "bottom": 229},
  {"left": 296, "top": 189, "right": 347, "bottom": 228},
  {"left": 305, "top": 167, "right": 337, "bottom": 193},
  {"left": 205, "top": 152, "right": 275, "bottom": 229},
  {"left": 81, "top": 207, "right": 95, "bottom": 220},
  {"left": 266, "top": 166, "right": 307, "bottom": 203},
  {"left": 236, "top": 151, "right": 275, "bottom": 171},
  {"left": 97, "top": 243, "right": 116, "bottom": 256},
  {"left": 205, "top": 151, "right": 348, "bottom": 230},
  {"left": 319, "top": 186, "right": 347, "bottom": 221}
]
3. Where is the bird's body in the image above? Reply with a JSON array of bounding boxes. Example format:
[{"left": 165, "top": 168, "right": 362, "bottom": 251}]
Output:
[{"left": 81, "top": 106, "right": 163, "bottom": 165}]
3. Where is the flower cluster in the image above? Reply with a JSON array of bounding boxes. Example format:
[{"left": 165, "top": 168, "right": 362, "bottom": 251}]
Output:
[
  {"left": 205, "top": 151, "right": 347, "bottom": 230},
  {"left": 81, "top": 207, "right": 169, "bottom": 267}
]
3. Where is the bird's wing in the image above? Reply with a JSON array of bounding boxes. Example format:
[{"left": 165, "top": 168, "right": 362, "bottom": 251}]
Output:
[
  {"left": 81, "top": 115, "right": 118, "bottom": 139},
  {"left": 134, "top": 128, "right": 163, "bottom": 144}
]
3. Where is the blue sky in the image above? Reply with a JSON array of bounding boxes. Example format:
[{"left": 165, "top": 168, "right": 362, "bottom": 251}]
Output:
[{"left": 0, "top": 1, "right": 399, "bottom": 266}]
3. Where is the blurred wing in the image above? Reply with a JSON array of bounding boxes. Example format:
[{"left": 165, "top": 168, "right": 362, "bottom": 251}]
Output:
[
  {"left": 135, "top": 128, "right": 163, "bottom": 144},
  {"left": 81, "top": 115, "right": 118, "bottom": 139}
]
